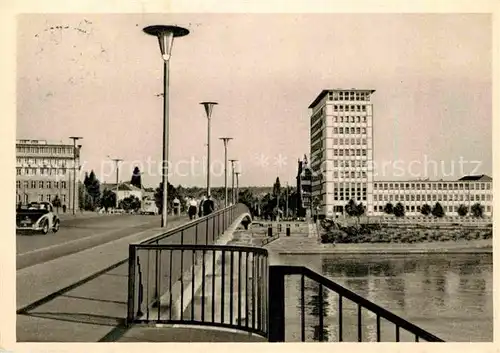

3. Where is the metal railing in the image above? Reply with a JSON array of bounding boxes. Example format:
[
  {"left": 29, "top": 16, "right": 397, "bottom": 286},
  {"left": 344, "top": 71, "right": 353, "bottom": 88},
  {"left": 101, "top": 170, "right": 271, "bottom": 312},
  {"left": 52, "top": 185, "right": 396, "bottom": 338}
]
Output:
[
  {"left": 127, "top": 244, "right": 269, "bottom": 336},
  {"left": 126, "top": 204, "right": 254, "bottom": 325},
  {"left": 268, "top": 265, "right": 444, "bottom": 342}
]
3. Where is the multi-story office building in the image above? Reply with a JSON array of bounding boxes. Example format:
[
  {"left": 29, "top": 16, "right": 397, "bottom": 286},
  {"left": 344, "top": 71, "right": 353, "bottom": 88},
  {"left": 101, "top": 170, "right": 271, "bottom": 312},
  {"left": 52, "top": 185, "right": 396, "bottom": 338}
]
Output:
[
  {"left": 372, "top": 175, "right": 493, "bottom": 216},
  {"left": 309, "top": 89, "right": 375, "bottom": 218},
  {"left": 296, "top": 155, "right": 312, "bottom": 217},
  {"left": 308, "top": 89, "right": 493, "bottom": 218},
  {"left": 16, "top": 139, "right": 81, "bottom": 211}
]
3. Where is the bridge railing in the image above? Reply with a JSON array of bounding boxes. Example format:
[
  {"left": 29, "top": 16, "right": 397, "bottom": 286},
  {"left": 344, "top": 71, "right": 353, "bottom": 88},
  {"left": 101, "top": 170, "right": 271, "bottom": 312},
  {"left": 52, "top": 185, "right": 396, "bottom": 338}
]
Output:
[
  {"left": 127, "top": 203, "right": 251, "bottom": 323},
  {"left": 268, "top": 265, "right": 445, "bottom": 342}
]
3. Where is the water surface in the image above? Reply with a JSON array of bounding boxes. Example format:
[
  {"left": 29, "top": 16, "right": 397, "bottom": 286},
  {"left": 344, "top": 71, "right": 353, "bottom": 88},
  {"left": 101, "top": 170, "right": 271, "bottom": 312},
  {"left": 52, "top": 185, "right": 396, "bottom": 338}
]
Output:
[{"left": 279, "top": 253, "right": 492, "bottom": 342}]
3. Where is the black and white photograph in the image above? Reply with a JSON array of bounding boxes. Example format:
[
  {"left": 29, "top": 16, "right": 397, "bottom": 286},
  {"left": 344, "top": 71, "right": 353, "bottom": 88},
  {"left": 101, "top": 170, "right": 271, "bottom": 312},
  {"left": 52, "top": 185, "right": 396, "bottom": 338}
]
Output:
[{"left": 1, "top": 1, "right": 497, "bottom": 347}]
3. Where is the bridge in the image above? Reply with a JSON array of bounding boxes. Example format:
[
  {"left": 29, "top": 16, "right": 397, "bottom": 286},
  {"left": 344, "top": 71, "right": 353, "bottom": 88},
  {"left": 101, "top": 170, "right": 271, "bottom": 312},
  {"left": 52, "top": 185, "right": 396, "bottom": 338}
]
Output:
[{"left": 16, "top": 204, "right": 444, "bottom": 342}]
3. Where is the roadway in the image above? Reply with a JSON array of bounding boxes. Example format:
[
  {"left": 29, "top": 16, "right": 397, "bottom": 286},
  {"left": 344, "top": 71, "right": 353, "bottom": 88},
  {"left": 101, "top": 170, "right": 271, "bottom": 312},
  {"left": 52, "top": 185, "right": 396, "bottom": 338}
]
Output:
[{"left": 16, "top": 214, "right": 187, "bottom": 270}]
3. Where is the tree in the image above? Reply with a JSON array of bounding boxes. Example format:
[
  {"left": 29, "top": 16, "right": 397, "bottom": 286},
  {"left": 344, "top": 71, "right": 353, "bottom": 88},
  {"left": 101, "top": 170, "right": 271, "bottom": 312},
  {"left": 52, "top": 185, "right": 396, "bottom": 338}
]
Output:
[
  {"left": 345, "top": 199, "right": 358, "bottom": 217},
  {"left": 85, "top": 170, "right": 101, "bottom": 209},
  {"left": 272, "top": 177, "right": 281, "bottom": 197},
  {"left": 130, "top": 166, "right": 142, "bottom": 189},
  {"left": 100, "top": 189, "right": 116, "bottom": 211},
  {"left": 119, "top": 195, "right": 141, "bottom": 211},
  {"left": 471, "top": 203, "right": 484, "bottom": 218},
  {"left": 383, "top": 202, "right": 394, "bottom": 215},
  {"left": 420, "top": 204, "right": 431, "bottom": 216},
  {"left": 393, "top": 202, "right": 405, "bottom": 217},
  {"left": 457, "top": 204, "right": 468, "bottom": 217},
  {"left": 154, "top": 181, "right": 179, "bottom": 214},
  {"left": 432, "top": 202, "right": 445, "bottom": 218},
  {"left": 355, "top": 202, "right": 366, "bottom": 221}
]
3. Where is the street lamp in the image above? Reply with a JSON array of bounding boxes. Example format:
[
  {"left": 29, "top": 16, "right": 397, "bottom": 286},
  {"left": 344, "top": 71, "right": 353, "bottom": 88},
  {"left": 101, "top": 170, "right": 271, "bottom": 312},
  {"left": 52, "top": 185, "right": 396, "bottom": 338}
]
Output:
[
  {"left": 143, "top": 25, "right": 189, "bottom": 228},
  {"left": 69, "top": 136, "right": 83, "bottom": 215},
  {"left": 108, "top": 156, "right": 123, "bottom": 209},
  {"left": 200, "top": 101, "right": 218, "bottom": 197},
  {"left": 219, "top": 137, "right": 232, "bottom": 207},
  {"left": 235, "top": 171, "right": 240, "bottom": 204},
  {"left": 229, "top": 159, "right": 238, "bottom": 204}
]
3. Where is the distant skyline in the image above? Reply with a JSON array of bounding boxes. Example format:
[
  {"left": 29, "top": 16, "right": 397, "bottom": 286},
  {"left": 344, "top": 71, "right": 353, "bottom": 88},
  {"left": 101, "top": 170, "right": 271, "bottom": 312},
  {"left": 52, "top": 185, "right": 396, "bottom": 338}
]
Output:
[{"left": 17, "top": 13, "right": 492, "bottom": 188}]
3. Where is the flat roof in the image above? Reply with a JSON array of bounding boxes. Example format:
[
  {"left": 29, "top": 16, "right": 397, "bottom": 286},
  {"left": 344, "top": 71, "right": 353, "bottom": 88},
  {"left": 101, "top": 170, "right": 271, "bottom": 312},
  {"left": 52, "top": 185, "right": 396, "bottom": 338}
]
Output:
[{"left": 308, "top": 89, "right": 376, "bottom": 109}]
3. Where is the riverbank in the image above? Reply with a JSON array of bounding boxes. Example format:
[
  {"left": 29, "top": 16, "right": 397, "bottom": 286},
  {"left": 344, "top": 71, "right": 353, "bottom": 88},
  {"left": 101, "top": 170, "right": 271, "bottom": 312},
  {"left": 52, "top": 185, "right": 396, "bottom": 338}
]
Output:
[{"left": 264, "top": 235, "right": 492, "bottom": 255}]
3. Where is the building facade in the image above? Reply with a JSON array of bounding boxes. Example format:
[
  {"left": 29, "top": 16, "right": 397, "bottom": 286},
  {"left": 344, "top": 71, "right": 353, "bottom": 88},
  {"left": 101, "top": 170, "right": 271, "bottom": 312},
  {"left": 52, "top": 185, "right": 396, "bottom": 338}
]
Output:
[
  {"left": 309, "top": 89, "right": 375, "bottom": 218},
  {"left": 100, "top": 182, "right": 143, "bottom": 203},
  {"left": 308, "top": 89, "right": 493, "bottom": 218},
  {"left": 16, "top": 139, "right": 81, "bottom": 211}
]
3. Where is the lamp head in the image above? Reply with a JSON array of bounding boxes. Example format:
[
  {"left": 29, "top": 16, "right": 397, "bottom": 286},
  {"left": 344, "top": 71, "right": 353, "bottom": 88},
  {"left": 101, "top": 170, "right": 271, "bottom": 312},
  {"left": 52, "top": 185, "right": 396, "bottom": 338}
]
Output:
[
  {"left": 200, "top": 101, "right": 218, "bottom": 118},
  {"left": 143, "top": 25, "right": 189, "bottom": 62}
]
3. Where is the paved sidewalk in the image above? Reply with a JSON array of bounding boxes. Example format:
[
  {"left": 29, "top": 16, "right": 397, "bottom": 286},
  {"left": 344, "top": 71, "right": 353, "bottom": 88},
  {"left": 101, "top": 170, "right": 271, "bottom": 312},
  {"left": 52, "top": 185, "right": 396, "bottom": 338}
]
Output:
[{"left": 17, "top": 216, "right": 189, "bottom": 342}]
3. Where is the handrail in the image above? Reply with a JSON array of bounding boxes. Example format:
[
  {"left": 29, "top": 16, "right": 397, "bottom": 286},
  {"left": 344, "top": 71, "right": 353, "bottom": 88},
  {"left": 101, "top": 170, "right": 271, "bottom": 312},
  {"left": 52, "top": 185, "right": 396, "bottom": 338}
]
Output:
[
  {"left": 268, "top": 265, "right": 444, "bottom": 342},
  {"left": 138, "top": 204, "right": 241, "bottom": 245}
]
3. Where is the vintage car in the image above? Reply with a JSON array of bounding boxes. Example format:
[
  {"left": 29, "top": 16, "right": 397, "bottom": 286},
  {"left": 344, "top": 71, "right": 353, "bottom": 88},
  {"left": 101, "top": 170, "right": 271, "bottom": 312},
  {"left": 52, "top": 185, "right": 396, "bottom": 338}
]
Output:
[{"left": 16, "top": 202, "right": 60, "bottom": 234}]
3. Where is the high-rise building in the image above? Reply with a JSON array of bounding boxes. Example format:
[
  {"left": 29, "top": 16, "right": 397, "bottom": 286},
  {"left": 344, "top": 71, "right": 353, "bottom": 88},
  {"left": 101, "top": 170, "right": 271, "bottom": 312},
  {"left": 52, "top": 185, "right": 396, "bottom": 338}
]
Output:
[
  {"left": 16, "top": 139, "right": 81, "bottom": 211},
  {"left": 308, "top": 89, "right": 493, "bottom": 218},
  {"left": 309, "top": 89, "right": 375, "bottom": 218}
]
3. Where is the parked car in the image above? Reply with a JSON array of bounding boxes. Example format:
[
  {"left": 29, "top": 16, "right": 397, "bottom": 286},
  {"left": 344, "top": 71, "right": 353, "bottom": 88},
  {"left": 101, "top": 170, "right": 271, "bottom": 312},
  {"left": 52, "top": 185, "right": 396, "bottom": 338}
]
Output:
[{"left": 16, "top": 202, "right": 60, "bottom": 235}]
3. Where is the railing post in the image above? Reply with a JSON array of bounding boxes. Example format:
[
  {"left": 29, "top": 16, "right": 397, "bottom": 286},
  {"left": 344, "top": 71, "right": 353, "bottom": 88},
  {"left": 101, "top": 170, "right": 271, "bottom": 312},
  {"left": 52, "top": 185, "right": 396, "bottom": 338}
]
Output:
[
  {"left": 268, "top": 266, "right": 285, "bottom": 342},
  {"left": 126, "top": 245, "right": 137, "bottom": 325}
]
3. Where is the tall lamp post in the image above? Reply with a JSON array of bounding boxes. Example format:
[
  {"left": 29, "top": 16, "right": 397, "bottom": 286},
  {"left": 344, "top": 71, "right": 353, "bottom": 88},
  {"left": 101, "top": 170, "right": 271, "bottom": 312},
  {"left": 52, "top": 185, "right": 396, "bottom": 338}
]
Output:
[
  {"left": 219, "top": 137, "right": 232, "bottom": 207},
  {"left": 69, "top": 136, "right": 83, "bottom": 215},
  {"left": 200, "top": 102, "right": 218, "bottom": 197},
  {"left": 235, "top": 171, "right": 240, "bottom": 204},
  {"left": 229, "top": 159, "right": 238, "bottom": 204},
  {"left": 108, "top": 156, "right": 123, "bottom": 209},
  {"left": 143, "top": 25, "right": 189, "bottom": 228}
]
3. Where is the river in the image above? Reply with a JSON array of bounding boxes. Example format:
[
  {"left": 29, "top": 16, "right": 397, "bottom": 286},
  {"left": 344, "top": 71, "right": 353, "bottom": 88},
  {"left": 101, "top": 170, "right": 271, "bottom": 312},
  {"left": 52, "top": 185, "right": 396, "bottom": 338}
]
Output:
[{"left": 278, "top": 253, "right": 492, "bottom": 342}]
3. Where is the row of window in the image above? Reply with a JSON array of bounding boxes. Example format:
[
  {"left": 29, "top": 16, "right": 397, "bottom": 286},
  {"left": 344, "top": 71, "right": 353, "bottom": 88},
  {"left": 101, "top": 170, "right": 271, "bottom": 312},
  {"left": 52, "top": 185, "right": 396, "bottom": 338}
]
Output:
[
  {"left": 333, "top": 105, "right": 367, "bottom": 113},
  {"left": 333, "top": 127, "right": 367, "bottom": 135},
  {"left": 16, "top": 168, "right": 68, "bottom": 176},
  {"left": 16, "top": 180, "right": 68, "bottom": 189},
  {"left": 311, "top": 108, "right": 324, "bottom": 126},
  {"left": 333, "top": 149, "right": 367, "bottom": 157},
  {"left": 333, "top": 115, "right": 367, "bottom": 123},
  {"left": 16, "top": 158, "right": 71, "bottom": 167},
  {"left": 16, "top": 146, "right": 75, "bottom": 155},
  {"left": 333, "top": 171, "right": 368, "bottom": 179},
  {"left": 334, "top": 195, "right": 367, "bottom": 201},
  {"left": 17, "top": 193, "right": 68, "bottom": 203},
  {"left": 374, "top": 204, "right": 492, "bottom": 213},
  {"left": 374, "top": 182, "right": 491, "bottom": 191},
  {"left": 334, "top": 160, "right": 368, "bottom": 168},
  {"left": 328, "top": 91, "right": 370, "bottom": 102},
  {"left": 333, "top": 138, "right": 367, "bottom": 146},
  {"left": 373, "top": 193, "right": 491, "bottom": 202}
]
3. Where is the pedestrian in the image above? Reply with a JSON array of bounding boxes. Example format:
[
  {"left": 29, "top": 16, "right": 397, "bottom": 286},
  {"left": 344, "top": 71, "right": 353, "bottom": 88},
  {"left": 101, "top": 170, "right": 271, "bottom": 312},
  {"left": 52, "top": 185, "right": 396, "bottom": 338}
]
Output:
[
  {"left": 198, "top": 196, "right": 205, "bottom": 218},
  {"left": 188, "top": 197, "right": 198, "bottom": 220},
  {"left": 203, "top": 194, "right": 215, "bottom": 216}
]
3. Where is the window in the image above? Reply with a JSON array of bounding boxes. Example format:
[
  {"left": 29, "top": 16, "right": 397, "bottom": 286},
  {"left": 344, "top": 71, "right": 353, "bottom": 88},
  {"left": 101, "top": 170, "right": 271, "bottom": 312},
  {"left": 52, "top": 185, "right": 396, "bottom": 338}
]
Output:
[
  {"left": 362, "top": 128, "right": 366, "bottom": 134},
  {"left": 62, "top": 181, "right": 67, "bottom": 189},
  {"left": 39, "top": 181, "right": 43, "bottom": 188},
  {"left": 62, "top": 195, "right": 66, "bottom": 202},
  {"left": 362, "top": 149, "right": 366, "bottom": 156},
  {"left": 30, "top": 181, "right": 36, "bottom": 189},
  {"left": 47, "top": 181, "right": 51, "bottom": 189},
  {"left": 24, "top": 181, "right": 29, "bottom": 188},
  {"left": 334, "top": 127, "right": 338, "bottom": 134},
  {"left": 339, "top": 127, "right": 343, "bottom": 134},
  {"left": 356, "top": 116, "right": 360, "bottom": 123},
  {"left": 356, "top": 127, "right": 361, "bottom": 134},
  {"left": 351, "top": 116, "right": 355, "bottom": 123},
  {"left": 17, "top": 168, "right": 21, "bottom": 175},
  {"left": 350, "top": 127, "right": 354, "bottom": 134},
  {"left": 363, "top": 116, "right": 367, "bottom": 123},
  {"left": 334, "top": 117, "right": 338, "bottom": 123},
  {"left": 46, "top": 194, "right": 51, "bottom": 202},
  {"left": 39, "top": 194, "right": 44, "bottom": 201},
  {"left": 362, "top": 105, "right": 366, "bottom": 112},
  {"left": 16, "top": 181, "right": 21, "bottom": 188}
]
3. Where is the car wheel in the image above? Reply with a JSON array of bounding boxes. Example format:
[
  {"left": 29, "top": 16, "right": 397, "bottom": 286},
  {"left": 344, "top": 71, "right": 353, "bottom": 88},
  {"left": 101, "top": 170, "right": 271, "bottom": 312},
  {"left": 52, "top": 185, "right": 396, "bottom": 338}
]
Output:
[
  {"left": 52, "top": 220, "right": 60, "bottom": 233},
  {"left": 41, "top": 221, "right": 49, "bottom": 235}
]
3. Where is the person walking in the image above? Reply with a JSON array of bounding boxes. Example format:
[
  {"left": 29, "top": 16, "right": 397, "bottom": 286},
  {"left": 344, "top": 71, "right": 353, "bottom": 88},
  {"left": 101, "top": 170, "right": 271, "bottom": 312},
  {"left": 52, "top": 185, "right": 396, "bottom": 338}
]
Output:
[
  {"left": 188, "top": 197, "right": 198, "bottom": 220},
  {"left": 203, "top": 194, "right": 215, "bottom": 216},
  {"left": 198, "top": 196, "right": 206, "bottom": 218}
]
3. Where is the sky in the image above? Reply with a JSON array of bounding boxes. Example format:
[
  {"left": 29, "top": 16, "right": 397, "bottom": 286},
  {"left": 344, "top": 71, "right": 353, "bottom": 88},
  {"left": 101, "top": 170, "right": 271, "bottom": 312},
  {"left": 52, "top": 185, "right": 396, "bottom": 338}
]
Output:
[{"left": 16, "top": 13, "right": 492, "bottom": 188}]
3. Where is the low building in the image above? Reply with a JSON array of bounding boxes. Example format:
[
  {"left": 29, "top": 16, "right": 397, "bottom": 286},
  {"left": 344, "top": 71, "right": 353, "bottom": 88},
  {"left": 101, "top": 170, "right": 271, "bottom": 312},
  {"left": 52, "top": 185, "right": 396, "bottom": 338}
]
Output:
[
  {"left": 101, "top": 182, "right": 143, "bottom": 204},
  {"left": 16, "top": 138, "right": 81, "bottom": 211},
  {"left": 372, "top": 175, "right": 492, "bottom": 216}
]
